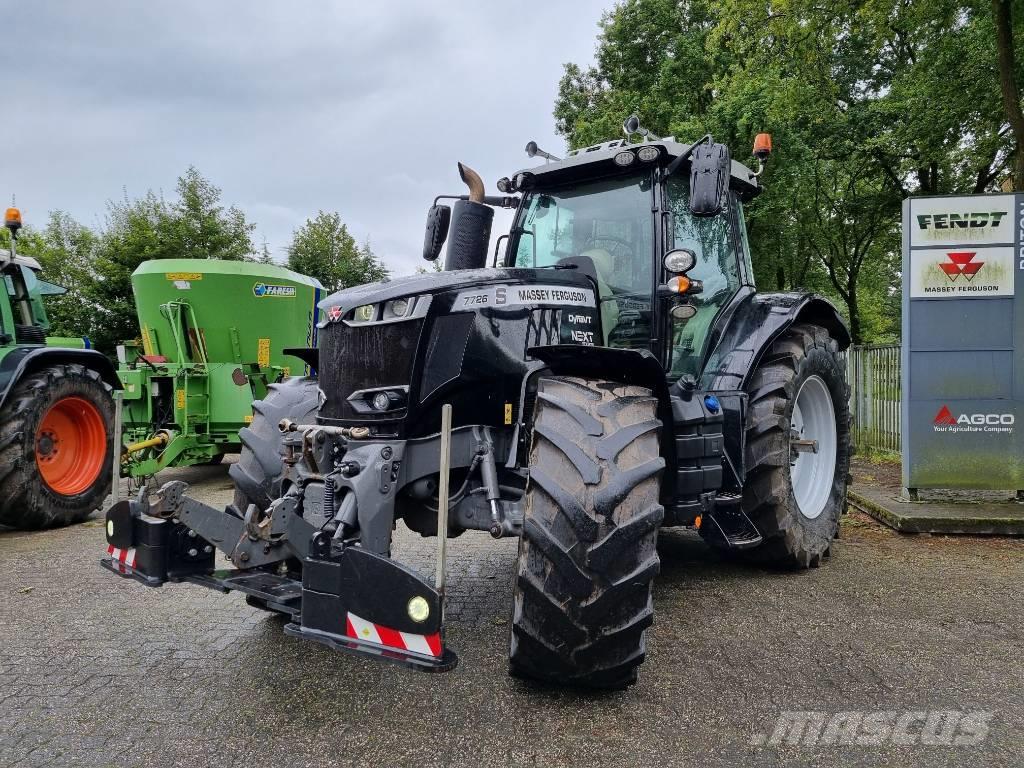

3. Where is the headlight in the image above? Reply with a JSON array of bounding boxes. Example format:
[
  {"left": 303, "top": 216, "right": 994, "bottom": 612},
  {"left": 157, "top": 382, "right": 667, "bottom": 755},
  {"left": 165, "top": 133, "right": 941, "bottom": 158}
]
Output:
[
  {"left": 385, "top": 297, "right": 411, "bottom": 319},
  {"left": 352, "top": 304, "right": 376, "bottom": 323}
]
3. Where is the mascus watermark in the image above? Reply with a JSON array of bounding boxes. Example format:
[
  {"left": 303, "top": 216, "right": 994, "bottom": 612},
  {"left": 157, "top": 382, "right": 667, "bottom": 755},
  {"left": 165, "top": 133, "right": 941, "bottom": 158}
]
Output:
[{"left": 751, "top": 710, "right": 994, "bottom": 747}]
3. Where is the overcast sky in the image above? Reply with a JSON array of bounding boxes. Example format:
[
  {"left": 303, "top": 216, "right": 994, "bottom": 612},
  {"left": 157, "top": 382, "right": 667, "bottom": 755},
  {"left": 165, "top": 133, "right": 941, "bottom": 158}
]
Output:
[{"left": 4, "top": 2, "right": 610, "bottom": 276}]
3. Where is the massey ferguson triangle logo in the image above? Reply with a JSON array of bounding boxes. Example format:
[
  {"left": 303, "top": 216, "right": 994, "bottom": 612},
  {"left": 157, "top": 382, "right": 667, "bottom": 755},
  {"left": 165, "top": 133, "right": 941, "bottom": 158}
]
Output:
[
  {"left": 939, "top": 252, "right": 984, "bottom": 282},
  {"left": 327, "top": 305, "right": 343, "bottom": 322}
]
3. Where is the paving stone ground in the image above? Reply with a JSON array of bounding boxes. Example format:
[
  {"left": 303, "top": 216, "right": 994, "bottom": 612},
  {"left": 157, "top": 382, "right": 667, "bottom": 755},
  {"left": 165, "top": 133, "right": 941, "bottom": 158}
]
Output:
[{"left": 2, "top": 461, "right": 1022, "bottom": 767}]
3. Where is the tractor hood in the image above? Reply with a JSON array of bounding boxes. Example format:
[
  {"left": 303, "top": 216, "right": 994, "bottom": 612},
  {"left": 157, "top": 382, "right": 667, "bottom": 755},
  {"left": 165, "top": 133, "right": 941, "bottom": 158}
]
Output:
[{"left": 318, "top": 267, "right": 596, "bottom": 325}]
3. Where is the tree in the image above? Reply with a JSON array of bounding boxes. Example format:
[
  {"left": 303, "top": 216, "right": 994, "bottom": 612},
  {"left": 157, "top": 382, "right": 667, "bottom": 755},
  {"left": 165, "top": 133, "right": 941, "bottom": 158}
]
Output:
[
  {"left": 555, "top": 0, "right": 1019, "bottom": 343},
  {"left": 29, "top": 212, "right": 100, "bottom": 338},
  {"left": 88, "top": 168, "right": 257, "bottom": 351},
  {"left": 286, "top": 212, "right": 388, "bottom": 292},
  {"left": 992, "top": 0, "right": 1024, "bottom": 189},
  {"left": 165, "top": 167, "right": 255, "bottom": 260},
  {"left": 257, "top": 239, "right": 275, "bottom": 264}
]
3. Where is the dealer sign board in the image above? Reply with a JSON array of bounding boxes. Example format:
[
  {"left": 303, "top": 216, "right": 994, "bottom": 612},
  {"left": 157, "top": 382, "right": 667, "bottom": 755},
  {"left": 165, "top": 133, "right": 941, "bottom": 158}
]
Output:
[{"left": 902, "top": 193, "right": 1023, "bottom": 491}]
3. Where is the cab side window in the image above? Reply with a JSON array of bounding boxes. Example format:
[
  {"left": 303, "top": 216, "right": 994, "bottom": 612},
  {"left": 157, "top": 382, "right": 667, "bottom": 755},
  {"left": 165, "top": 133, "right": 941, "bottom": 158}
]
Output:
[{"left": 666, "top": 179, "right": 740, "bottom": 377}]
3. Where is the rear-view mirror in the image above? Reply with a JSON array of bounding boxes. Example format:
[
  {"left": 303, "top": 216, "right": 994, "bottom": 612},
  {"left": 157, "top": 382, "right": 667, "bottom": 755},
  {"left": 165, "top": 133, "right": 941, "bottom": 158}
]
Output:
[
  {"left": 422, "top": 204, "right": 452, "bottom": 262},
  {"left": 689, "top": 142, "right": 731, "bottom": 217}
]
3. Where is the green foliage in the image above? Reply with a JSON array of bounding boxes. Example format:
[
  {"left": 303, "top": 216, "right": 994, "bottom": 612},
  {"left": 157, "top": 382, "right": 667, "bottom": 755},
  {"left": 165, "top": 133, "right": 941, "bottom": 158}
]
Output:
[
  {"left": 555, "top": 0, "right": 1023, "bottom": 342},
  {"left": 85, "top": 167, "right": 257, "bottom": 351},
  {"left": 26, "top": 212, "right": 98, "bottom": 337},
  {"left": 415, "top": 259, "right": 443, "bottom": 274},
  {"left": 5, "top": 168, "right": 263, "bottom": 353},
  {"left": 6, "top": 172, "right": 385, "bottom": 354},
  {"left": 286, "top": 211, "right": 388, "bottom": 292}
]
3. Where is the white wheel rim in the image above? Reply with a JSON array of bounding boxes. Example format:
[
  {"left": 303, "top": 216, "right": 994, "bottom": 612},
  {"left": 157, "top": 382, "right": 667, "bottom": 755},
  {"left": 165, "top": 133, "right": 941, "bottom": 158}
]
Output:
[{"left": 789, "top": 375, "right": 837, "bottom": 520}]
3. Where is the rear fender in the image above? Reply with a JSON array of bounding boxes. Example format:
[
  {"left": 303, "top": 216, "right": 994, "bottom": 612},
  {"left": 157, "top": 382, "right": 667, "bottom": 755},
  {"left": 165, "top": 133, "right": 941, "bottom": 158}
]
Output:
[
  {"left": 700, "top": 292, "right": 850, "bottom": 393},
  {"left": 699, "top": 293, "right": 850, "bottom": 485},
  {"left": 0, "top": 347, "right": 121, "bottom": 410}
]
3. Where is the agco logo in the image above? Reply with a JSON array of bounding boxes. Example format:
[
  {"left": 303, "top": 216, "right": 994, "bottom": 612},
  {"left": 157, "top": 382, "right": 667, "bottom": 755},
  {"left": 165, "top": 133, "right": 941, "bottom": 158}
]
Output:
[
  {"left": 934, "top": 405, "right": 1014, "bottom": 433},
  {"left": 939, "top": 252, "right": 983, "bottom": 282},
  {"left": 253, "top": 282, "right": 296, "bottom": 298}
]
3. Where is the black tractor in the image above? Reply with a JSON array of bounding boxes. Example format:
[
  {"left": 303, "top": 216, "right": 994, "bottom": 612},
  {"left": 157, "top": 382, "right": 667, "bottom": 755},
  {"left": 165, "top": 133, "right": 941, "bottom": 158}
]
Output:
[{"left": 101, "top": 119, "right": 851, "bottom": 689}]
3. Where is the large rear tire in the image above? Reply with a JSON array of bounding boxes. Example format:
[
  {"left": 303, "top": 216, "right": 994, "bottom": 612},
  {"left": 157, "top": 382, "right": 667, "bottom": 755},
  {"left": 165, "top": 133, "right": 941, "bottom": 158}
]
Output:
[
  {"left": 737, "top": 323, "right": 850, "bottom": 568},
  {"left": 509, "top": 376, "right": 665, "bottom": 689},
  {"left": 229, "top": 377, "right": 320, "bottom": 514},
  {"left": 0, "top": 364, "right": 114, "bottom": 530}
]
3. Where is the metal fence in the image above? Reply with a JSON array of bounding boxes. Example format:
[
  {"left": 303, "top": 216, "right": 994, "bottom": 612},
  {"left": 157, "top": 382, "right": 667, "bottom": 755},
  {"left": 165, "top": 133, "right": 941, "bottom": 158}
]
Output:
[{"left": 844, "top": 343, "right": 901, "bottom": 453}]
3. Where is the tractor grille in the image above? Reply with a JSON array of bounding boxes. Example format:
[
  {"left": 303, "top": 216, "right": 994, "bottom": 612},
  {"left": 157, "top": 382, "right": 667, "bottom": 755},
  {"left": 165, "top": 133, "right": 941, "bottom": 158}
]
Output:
[{"left": 317, "top": 318, "right": 425, "bottom": 423}]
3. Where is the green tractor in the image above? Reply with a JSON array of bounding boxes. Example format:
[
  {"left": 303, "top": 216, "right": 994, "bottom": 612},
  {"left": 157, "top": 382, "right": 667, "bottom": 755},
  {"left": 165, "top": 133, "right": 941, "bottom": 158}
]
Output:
[
  {"left": 0, "top": 206, "right": 120, "bottom": 529},
  {"left": 116, "top": 259, "right": 323, "bottom": 487}
]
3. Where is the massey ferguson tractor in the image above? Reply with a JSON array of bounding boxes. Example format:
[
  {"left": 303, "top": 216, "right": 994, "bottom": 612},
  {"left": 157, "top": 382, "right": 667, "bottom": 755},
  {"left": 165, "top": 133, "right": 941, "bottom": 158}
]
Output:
[{"left": 101, "top": 119, "right": 851, "bottom": 689}]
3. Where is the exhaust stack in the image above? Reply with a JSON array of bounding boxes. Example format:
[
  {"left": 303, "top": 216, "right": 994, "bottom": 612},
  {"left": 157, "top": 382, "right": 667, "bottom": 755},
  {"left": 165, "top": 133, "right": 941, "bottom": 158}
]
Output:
[{"left": 444, "top": 163, "right": 493, "bottom": 271}]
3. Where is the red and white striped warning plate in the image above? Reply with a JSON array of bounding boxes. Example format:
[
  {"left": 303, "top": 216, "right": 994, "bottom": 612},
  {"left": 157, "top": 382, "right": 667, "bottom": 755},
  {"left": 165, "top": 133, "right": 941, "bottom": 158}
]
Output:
[
  {"left": 107, "top": 545, "right": 137, "bottom": 568},
  {"left": 345, "top": 612, "right": 442, "bottom": 658}
]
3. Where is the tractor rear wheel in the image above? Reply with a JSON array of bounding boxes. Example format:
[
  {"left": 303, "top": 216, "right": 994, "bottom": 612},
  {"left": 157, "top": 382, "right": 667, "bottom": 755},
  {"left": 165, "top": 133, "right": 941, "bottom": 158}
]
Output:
[
  {"left": 230, "top": 376, "right": 320, "bottom": 515},
  {"left": 736, "top": 322, "right": 850, "bottom": 568},
  {"left": 0, "top": 364, "right": 114, "bottom": 529},
  {"left": 509, "top": 376, "right": 665, "bottom": 689}
]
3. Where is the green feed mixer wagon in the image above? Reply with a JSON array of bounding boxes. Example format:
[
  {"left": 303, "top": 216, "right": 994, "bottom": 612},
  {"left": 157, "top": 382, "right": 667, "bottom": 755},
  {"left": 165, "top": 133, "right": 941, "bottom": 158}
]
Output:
[{"left": 116, "top": 259, "right": 323, "bottom": 480}]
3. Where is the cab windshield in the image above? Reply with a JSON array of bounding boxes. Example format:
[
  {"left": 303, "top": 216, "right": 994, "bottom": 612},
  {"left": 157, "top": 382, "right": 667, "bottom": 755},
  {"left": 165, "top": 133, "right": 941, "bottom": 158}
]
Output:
[{"left": 512, "top": 173, "right": 653, "bottom": 346}]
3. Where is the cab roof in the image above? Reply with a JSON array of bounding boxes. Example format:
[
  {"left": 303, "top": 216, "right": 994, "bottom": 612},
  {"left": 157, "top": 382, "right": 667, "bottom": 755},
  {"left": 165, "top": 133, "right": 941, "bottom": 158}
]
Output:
[
  {"left": 0, "top": 249, "right": 43, "bottom": 271},
  {"left": 512, "top": 137, "right": 762, "bottom": 201}
]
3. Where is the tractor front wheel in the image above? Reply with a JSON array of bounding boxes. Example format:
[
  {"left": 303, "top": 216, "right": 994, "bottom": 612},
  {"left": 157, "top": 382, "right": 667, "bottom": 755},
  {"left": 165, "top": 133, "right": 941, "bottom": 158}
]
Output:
[
  {"left": 0, "top": 364, "right": 114, "bottom": 529},
  {"left": 230, "top": 376, "right": 321, "bottom": 515},
  {"left": 509, "top": 376, "right": 665, "bottom": 689}
]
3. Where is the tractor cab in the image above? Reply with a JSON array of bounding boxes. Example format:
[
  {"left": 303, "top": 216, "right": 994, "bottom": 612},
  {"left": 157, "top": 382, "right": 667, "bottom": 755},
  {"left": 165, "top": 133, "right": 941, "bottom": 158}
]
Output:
[
  {"left": 503, "top": 122, "right": 765, "bottom": 380},
  {"left": 1, "top": 206, "right": 67, "bottom": 345}
]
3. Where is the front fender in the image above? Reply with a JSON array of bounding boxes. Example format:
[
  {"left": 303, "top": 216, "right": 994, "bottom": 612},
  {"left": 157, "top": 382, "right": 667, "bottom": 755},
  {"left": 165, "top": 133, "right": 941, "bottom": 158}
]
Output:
[
  {"left": 700, "top": 293, "right": 850, "bottom": 392},
  {"left": 526, "top": 344, "right": 676, "bottom": 496},
  {"left": 0, "top": 346, "right": 121, "bottom": 410}
]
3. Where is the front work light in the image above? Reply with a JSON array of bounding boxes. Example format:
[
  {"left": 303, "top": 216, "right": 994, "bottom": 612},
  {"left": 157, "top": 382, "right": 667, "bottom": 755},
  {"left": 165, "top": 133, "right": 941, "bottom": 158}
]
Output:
[
  {"left": 636, "top": 145, "right": 660, "bottom": 162},
  {"left": 664, "top": 248, "right": 697, "bottom": 274},
  {"left": 670, "top": 303, "right": 697, "bottom": 320},
  {"left": 408, "top": 595, "right": 430, "bottom": 623},
  {"left": 613, "top": 150, "right": 636, "bottom": 167}
]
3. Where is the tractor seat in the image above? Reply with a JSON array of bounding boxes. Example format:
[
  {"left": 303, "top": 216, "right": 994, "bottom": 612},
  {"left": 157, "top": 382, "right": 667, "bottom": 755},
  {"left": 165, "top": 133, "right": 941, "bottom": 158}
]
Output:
[{"left": 579, "top": 248, "right": 619, "bottom": 345}]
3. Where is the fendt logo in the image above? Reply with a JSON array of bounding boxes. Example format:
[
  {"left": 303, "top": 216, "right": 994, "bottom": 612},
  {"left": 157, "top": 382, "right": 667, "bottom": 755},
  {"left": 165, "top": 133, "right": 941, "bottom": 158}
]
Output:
[
  {"left": 933, "top": 405, "right": 1014, "bottom": 434},
  {"left": 939, "top": 252, "right": 984, "bottom": 282},
  {"left": 916, "top": 212, "right": 1008, "bottom": 231}
]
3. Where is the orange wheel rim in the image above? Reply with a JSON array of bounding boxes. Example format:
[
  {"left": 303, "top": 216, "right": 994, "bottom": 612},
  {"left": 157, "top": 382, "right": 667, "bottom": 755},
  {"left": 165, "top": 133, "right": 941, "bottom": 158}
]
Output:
[{"left": 36, "top": 396, "right": 107, "bottom": 495}]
